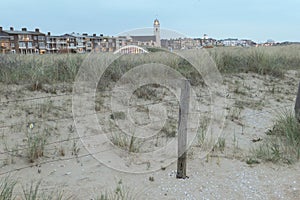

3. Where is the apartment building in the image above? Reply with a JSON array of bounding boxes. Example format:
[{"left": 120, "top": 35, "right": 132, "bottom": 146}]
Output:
[
  {"left": 1, "top": 19, "right": 259, "bottom": 54},
  {"left": 0, "top": 27, "right": 46, "bottom": 54},
  {"left": 45, "top": 32, "right": 117, "bottom": 53},
  {"left": 219, "top": 38, "right": 256, "bottom": 47},
  {"left": 0, "top": 19, "right": 160, "bottom": 54},
  {"left": 46, "top": 33, "right": 78, "bottom": 53},
  {"left": 98, "top": 36, "right": 117, "bottom": 52},
  {"left": 0, "top": 28, "right": 10, "bottom": 54}
]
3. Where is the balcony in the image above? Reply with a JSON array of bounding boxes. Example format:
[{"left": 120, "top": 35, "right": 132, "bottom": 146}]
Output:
[
  {"left": 57, "top": 41, "right": 67, "bottom": 44},
  {"left": 46, "top": 41, "right": 57, "bottom": 44}
]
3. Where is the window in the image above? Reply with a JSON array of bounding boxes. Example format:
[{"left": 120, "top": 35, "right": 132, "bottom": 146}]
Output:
[
  {"left": 11, "top": 42, "right": 15, "bottom": 48},
  {"left": 33, "top": 36, "right": 37, "bottom": 40},
  {"left": 18, "top": 42, "right": 26, "bottom": 48},
  {"left": 19, "top": 35, "right": 32, "bottom": 41},
  {"left": 39, "top": 42, "right": 45, "bottom": 48},
  {"left": 38, "top": 36, "right": 45, "bottom": 41},
  {"left": 10, "top": 36, "right": 14, "bottom": 41},
  {"left": 28, "top": 42, "right": 32, "bottom": 48}
]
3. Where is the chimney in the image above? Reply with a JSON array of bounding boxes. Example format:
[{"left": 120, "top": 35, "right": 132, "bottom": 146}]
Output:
[
  {"left": 10, "top": 27, "right": 14, "bottom": 31},
  {"left": 100, "top": 34, "right": 103, "bottom": 37},
  {"left": 22, "top": 27, "right": 27, "bottom": 31},
  {"left": 83, "top": 33, "right": 88, "bottom": 36},
  {"left": 93, "top": 33, "right": 96, "bottom": 37},
  {"left": 47, "top": 32, "right": 51, "bottom": 36},
  {"left": 0, "top": 27, "right": 2, "bottom": 32},
  {"left": 35, "top": 28, "right": 40, "bottom": 32}
]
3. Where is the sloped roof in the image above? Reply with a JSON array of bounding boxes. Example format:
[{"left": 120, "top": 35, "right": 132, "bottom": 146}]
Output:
[
  {"left": 0, "top": 32, "right": 9, "bottom": 37},
  {"left": 130, "top": 35, "right": 156, "bottom": 42}
]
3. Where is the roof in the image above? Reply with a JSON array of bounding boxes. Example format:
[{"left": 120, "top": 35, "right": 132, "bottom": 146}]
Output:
[
  {"left": 60, "top": 34, "right": 76, "bottom": 38},
  {"left": 0, "top": 32, "right": 9, "bottom": 37},
  {"left": 222, "top": 38, "right": 238, "bottom": 41},
  {"left": 47, "top": 35, "right": 64, "bottom": 38},
  {"left": 2, "top": 30, "right": 45, "bottom": 35},
  {"left": 130, "top": 35, "right": 156, "bottom": 42},
  {"left": 68, "top": 33, "right": 85, "bottom": 38}
]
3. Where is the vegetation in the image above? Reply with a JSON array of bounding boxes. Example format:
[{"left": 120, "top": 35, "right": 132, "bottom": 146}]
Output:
[
  {"left": 249, "top": 110, "right": 300, "bottom": 164},
  {"left": 0, "top": 54, "right": 84, "bottom": 84},
  {"left": 110, "top": 132, "right": 141, "bottom": 153},
  {"left": 22, "top": 180, "right": 42, "bottom": 200},
  {"left": 1, "top": 45, "right": 300, "bottom": 199},
  {"left": 0, "top": 177, "right": 70, "bottom": 200},
  {"left": 1, "top": 45, "right": 299, "bottom": 86},
  {"left": 26, "top": 125, "right": 49, "bottom": 163},
  {"left": 209, "top": 45, "right": 300, "bottom": 77},
  {"left": 97, "top": 179, "right": 137, "bottom": 200},
  {"left": 0, "top": 176, "right": 16, "bottom": 200}
]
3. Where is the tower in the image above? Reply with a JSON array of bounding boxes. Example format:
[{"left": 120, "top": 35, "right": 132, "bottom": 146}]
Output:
[{"left": 153, "top": 19, "right": 161, "bottom": 47}]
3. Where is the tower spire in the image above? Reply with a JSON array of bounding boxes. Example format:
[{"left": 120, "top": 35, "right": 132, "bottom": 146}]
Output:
[{"left": 153, "top": 18, "right": 161, "bottom": 47}]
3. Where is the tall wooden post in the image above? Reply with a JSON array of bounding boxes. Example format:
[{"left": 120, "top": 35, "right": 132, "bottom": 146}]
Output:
[
  {"left": 176, "top": 79, "right": 190, "bottom": 179},
  {"left": 295, "top": 81, "right": 300, "bottom": 122}
]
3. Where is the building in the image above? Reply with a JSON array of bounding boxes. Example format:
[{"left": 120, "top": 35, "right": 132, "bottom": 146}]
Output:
[
  {"left": 97, "top": 36, "right": 116, "bottom": 52},
  {"left": 0, "top": 27, "right": 46, "bottom": 54},
  {"left": 0, "top": 19, "right": 162, "bottom": 54},
  {"left": 0, "top": 28, "right": 10, "bottom": 54},
  {"left": 119, "top": 19, "right": 161, "bottom": 48},
  {"left": 46, "top": 32, "right": 117, "bottom": 53},
  {"left": 219, "top": 38, "right": 256, "bottom": 47},
  {"left": 161, "top": 34, "right": 218, "bottom": 50},
  {"left": 1, "top": 18, "right": 258, "bottom": 54},
  {"left": 153, "top": 19, "right": 161, "bottom": 47},
  {"left": 129, "top": 35, "right": 156, "bottom": 46},
  {"left": 46, "top": 32, "right": 69, "bottom": 53}
]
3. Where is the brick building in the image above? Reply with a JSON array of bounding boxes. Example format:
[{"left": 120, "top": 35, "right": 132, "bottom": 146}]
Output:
[{"left": 0, "top": 27, "right": 46, "bottom": 54}]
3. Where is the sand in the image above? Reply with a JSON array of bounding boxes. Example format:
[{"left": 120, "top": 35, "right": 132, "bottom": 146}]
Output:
[{"left": 0, "top": 70, "right": 300, "bottom": 199}]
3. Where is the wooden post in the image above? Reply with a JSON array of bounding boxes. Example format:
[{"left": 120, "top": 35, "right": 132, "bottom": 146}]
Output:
[
  {"left": 295, "top": 81, "right": 300, "bottom": 122},
  {"left": 176, "top": 79, "right": 190, "bottom": 179}
]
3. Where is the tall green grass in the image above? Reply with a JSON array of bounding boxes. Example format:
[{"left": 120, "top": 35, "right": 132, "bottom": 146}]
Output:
[
  {"left": 208, "top": 45, "right": 300, "bottom": 77},
  {"left": 1, "top": 45, "right": 300, "bottom": 85},
  {"left": 0, "top": 54, "right": 84, "bottom": 84}
]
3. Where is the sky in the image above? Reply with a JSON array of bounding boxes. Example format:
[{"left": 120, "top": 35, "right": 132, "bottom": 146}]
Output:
[{"left": 1, "top": 0, "right": 300, "bottom": 42}]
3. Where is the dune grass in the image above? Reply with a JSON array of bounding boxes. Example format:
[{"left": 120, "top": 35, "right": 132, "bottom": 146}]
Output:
[
  {"left": 0, "top": 176, "right": 16, "bottom": 200},
  {"left": 1, "top": 45, "right": 299, "bottom": 86},
  {"left": 0, "top": 54, "right": 84, "bottom": 84},
  {"left": 208, "top": 45, "right": 300, "bottom": 77},
  {"left": 0, "top": 177, "right": 70, "bottom": 200},
  {"left": 97, "top": 179, "right": 137, "bottom": 200},
  {"left": 248, "top": 110, "right": 300, "bottom": 164}
]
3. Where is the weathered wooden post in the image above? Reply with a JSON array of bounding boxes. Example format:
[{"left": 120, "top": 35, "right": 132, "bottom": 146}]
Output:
[
  {"left": 295, "top": 81, "right": 300, "bottom": 122},
  {"left": 176, "top": 79, "right": 190, "bottom": 179}
]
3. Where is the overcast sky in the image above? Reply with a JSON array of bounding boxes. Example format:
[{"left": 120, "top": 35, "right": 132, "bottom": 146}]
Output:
[{"left": 1, "top": 0, "right": 299, "bottom": 42}]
